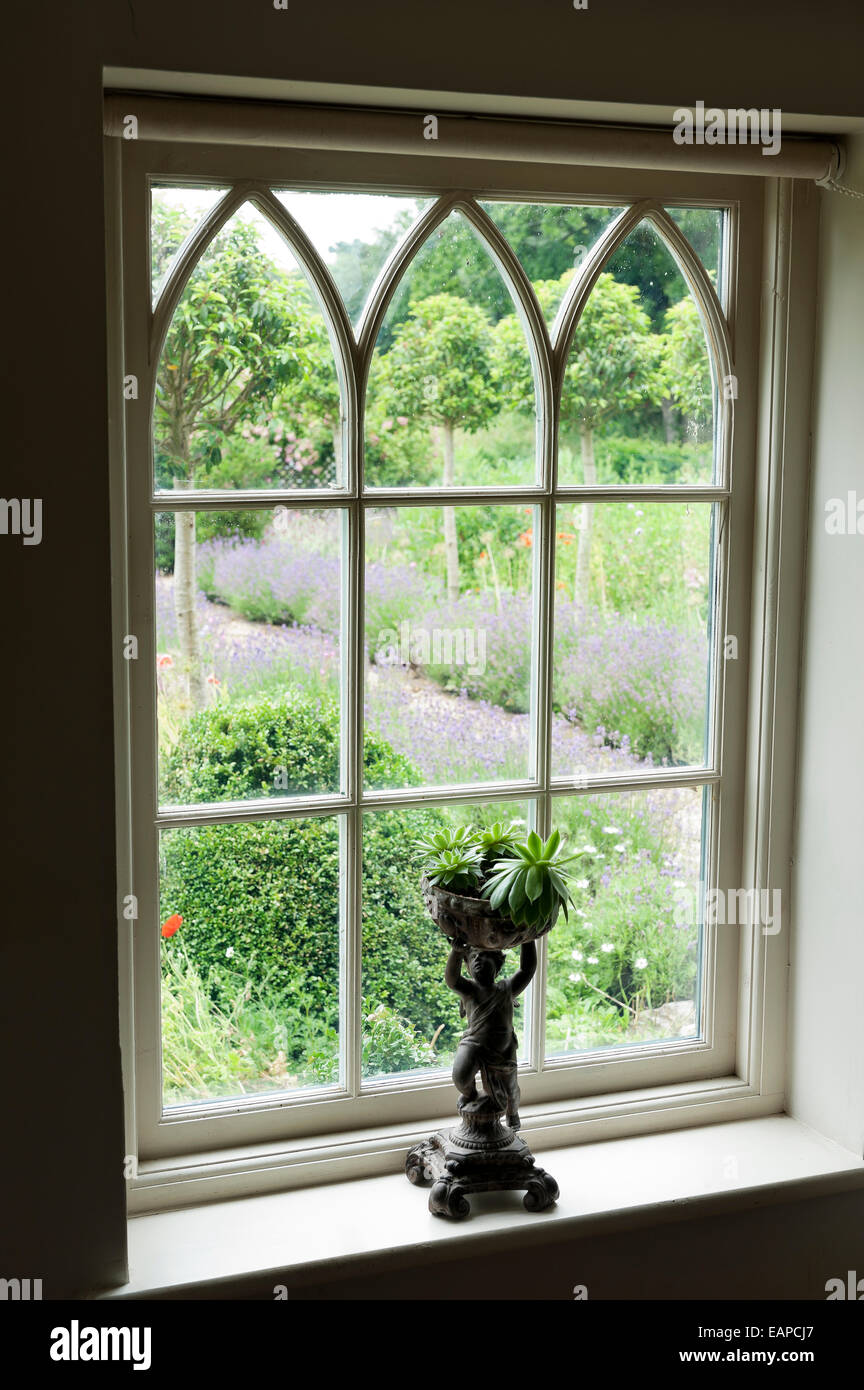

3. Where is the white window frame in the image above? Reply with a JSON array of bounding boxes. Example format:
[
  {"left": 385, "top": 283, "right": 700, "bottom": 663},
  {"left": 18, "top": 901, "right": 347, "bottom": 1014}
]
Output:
[{"left": 105, "top": 110, "right": 813, "bottom": 1212}]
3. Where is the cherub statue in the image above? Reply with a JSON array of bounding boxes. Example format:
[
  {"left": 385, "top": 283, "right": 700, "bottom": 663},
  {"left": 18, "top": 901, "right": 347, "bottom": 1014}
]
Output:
[{"left": 444, "top": 941, "right": 537, "bottom": 1132}]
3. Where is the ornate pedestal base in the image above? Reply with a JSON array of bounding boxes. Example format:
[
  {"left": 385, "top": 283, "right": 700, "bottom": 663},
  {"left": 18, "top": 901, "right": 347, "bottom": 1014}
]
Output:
[{"left": 405, "top": 1096, "right": 559, "bottom": 1219}]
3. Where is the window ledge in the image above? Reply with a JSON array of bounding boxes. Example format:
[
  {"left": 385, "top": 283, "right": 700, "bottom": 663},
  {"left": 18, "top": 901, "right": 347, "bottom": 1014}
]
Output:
[{"left": 103, "top": 1115, "right": 864, "bottom": 1299}]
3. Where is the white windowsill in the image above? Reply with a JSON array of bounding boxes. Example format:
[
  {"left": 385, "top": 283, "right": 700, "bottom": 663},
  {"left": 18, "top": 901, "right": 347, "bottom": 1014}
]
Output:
[{"left": 103, "top": 1115, "right": 864, "bottom": 1299}]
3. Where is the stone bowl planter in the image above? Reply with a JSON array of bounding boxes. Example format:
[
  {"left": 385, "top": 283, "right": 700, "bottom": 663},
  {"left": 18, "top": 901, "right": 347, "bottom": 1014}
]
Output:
[{"left": 421, "top": 873, "right": 559, "bottom": 952}]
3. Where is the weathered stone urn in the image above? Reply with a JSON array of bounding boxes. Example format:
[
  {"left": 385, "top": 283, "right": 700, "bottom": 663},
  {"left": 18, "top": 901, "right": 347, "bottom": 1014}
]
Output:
[
  {"left": 420, "top": 872, "right": 560, "bottom": 951},
  {"left": 406, "top": 874, "right": 560, "bottom": 1219}
]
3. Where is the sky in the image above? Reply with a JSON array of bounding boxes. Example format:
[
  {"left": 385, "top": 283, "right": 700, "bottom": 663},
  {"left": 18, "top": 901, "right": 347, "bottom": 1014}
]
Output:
[{"left": 153, "top": 185, "right": 424, "bottom": 266}]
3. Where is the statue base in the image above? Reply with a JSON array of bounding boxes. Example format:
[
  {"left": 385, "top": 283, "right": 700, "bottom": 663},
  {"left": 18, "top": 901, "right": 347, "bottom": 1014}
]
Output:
[{"left": 405, "top": 1096, "right": 559, "bottom": 1220}]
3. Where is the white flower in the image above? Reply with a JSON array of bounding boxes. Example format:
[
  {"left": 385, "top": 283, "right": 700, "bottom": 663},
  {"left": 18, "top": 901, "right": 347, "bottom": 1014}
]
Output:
[
  {"left": 225, "top": 947, "right": 235, "bottom": 959},
  {"left": 635, "top": 956, "right": 648, "bottom": 969},
  {"left": 580, "top": 844, "right": 597, "bottom": 854},
  {"left": 575, "top": 878, "right": 589, "bottom": 889},
  {"left": 603, "top": 826, "right": 621, "bottom": 835},
  {"left": 569, "top": 972, "right": 582, "bottom": 984},
  {"left": 614, "top": 843, "right": 626, "bottom": 853},
  {"left": 587, "top": 956, "right": 599, "bottom": 965},
  {"left": 601, "top": 943, "right": 614, "bottom": 953},
  {"left": 571, "top": 949, "right": 583, "bottom": 962},
  {"left": 575, "top": 909, "right": 587, "bottom": 918}
]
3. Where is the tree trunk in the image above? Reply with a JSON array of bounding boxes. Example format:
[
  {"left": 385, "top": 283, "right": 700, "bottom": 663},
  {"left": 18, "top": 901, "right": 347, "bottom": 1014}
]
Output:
[
  {"left": 173, "top": 475, "right": 206, "bottom": 710},
  {"left": 440, "top": 421, "right": 460, "bottom": 604},
  {"left": 660, "top": 396, "right": 678, "bottom": 445},
  {"left": 574, "top": 425, "right": 596, "bottom": 609}
]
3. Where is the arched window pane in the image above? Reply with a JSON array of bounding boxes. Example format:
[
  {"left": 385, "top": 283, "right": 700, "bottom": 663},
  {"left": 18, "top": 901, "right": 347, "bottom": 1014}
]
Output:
[
  {"left": 154, "top": 203, "right": 344, "bottom": 495},
  {"left": 557, "top": 220, "right": 719, "bottom": 486},
  {"left": 365, "top": 211, "right": 539, "bottom": 488}
]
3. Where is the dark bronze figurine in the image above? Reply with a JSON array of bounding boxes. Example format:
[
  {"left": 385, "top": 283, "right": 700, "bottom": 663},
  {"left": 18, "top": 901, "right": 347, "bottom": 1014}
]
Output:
[
  {"left": 406, "top": 940, "right": 559, "bottom": 1219},
  {"left": 447, "top": 942, "right": 536, "bottom": 1131}
]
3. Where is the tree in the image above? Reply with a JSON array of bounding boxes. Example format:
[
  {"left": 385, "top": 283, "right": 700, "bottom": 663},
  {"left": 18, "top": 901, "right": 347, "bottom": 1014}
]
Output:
[
  {"left": 153, "top": 211, "right": 312, "bottom": 707},
  {"left": 275, "top": 302, "right": 344, "bottom": 479},
  {"left": 496, "top": 271, "right": 660, "bottom": 604},
  {"left": 372, "top": 293, "right": 502, "bottom": 601},
  {"left": 658, "top": 296, "right": 714, "bottom": 445}
]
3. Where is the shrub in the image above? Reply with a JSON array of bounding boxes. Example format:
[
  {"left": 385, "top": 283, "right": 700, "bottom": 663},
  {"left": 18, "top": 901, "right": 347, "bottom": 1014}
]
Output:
[
  {"left": 196, "top": 534, "right": 341, "bottom": 632},
  {"left": 555, "top": 613, "right": 707, "bottom": 766},
  {"left": 162, "top": 690, "right": 342, "bottom": 801},
  {"left": 593, "top": 433, "right": 710, "bottom": 486},
  {"left": 420, "top": 593, "right": 533, "bottom": 713}
]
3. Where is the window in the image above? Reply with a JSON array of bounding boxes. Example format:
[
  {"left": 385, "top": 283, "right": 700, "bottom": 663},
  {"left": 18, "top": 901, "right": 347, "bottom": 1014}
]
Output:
[{"left": 109, "top": 108, "right": 779, "bottom": 1189}]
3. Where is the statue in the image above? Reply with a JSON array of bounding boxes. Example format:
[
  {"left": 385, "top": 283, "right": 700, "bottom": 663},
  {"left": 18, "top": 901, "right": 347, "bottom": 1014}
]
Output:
[
  {"left": 406, "top": 940, "right": 558, "bottom": 1219},
  {"left": 447, "top": 942, "right": 536, "bottom": 1131}
]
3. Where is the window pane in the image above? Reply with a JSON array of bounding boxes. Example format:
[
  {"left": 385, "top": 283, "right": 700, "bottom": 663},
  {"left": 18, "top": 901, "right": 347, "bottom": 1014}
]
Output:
[
  {"left": 666, "top": 206, "right": 725, "bottom": 300},
  {"left": 156, "top": 508, "right": 342, "bottom": 805},
  {"left": 557, "top": 219, "right": 718, "bottom": 486},
  {"left": 154, "top": 202, "right": 344, "bottom": 493},
  {"left": 151, "top": 184, "right": 229, "bottom": 308},
  {"left": 361, "top": 800, "right": 533, "bottom": 1084},
  {"left": 545, "top": 786, "right": 704, "bottom": 1058},
  {"left": 364, "top": 210, "right": 538, "bottom": 488},
  {"left": 273, "top": 190, "right": 432, "bottom": 325},
  {"left": 480, "top": 200, "right": 623, "bottom": 324},
  {"left": 364, "top": 505, "right": 535, "bottom": 789},
  {"left": 159, "top": 815, "right": 342, "bottom": 1105},
  {"left": 551, "top": 502, "right": 713, "bottom": 776}
]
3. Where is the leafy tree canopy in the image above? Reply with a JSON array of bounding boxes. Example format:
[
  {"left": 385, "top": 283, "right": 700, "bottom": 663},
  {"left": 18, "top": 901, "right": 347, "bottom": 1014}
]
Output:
[{"left": 372, "top": 292, "right": 502, "bottom": 433}]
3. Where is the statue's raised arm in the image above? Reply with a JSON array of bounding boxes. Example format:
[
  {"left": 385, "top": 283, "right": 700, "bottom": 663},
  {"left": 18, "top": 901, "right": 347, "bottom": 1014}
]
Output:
[
  {"left": 508, "top": 941, "right": 537, "bottom": 999},
  {"left": 444, "top": 944, "right": 476, "bottom": 999}
]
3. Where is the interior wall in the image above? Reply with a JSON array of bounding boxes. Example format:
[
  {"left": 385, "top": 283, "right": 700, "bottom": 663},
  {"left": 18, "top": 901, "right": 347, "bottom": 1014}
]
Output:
[
  {"left": 3, "top": 1, "right": 863, "bottom": 1297},
  {"left": 788, "top": 134, "right": 864, "bottom": 1158}
]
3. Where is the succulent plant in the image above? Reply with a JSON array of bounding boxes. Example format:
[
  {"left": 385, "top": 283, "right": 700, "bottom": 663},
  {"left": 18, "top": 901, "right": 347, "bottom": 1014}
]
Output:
[
  {"left": 480, "top": 829, "right": 580, "bottom": 929},
  {"left": 423, "top": 845, "right": 484, "bottom": 894},
  {"left": 417, "top": 822, "right": 581, "bottom": 931}
]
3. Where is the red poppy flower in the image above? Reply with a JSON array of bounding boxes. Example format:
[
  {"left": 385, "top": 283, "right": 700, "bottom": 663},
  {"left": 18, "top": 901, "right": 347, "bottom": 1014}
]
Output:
[{"left": 161, "top": 914, "right": 182, "bottom": 938}]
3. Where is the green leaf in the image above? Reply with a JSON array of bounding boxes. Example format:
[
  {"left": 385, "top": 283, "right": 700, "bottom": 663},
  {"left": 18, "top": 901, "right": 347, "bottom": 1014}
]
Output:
[{"left": 525, "top": 865, "right": 543, "bottom": 901}]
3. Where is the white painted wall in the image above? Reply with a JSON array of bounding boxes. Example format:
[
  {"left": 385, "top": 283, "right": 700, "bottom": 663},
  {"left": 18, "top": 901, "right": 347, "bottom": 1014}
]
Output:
[{"left": 789, "top": 135, "right": 864, "bottom": 1158}]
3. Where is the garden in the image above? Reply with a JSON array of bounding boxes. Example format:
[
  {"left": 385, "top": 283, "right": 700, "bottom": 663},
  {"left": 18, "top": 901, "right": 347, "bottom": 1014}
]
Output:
[{"left": 151, "top": 189, "right": 718, "bottom": 1103}]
